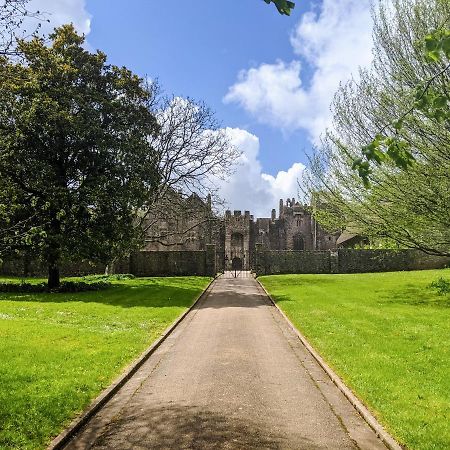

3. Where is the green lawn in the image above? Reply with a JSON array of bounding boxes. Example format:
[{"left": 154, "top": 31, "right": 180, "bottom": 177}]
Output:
[
  {"left": 260, "top": 269, "right": 450, "bottom": 450},
  {"left": 0, "top": 276, "right": 210, "bottom": 449}
]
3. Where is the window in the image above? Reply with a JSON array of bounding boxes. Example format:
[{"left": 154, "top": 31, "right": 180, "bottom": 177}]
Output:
[
  {"left": 293, "top": 233, "right": 304, "bottom": 250},
  {"left": 231, "top": 232, "right": 244, "bottom": 247}
]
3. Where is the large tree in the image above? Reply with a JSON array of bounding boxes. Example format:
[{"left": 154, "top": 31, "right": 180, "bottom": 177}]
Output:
[
  {"left": 0, "top": 25, "right": 160, "bottom": 288},
  {"left": 304, "top": 0, "right": 450, "bottom": 257}
]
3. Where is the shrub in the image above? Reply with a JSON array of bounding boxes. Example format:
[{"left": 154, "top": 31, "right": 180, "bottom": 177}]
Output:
[
  {"left": 429, "top": 277, "right": 450, "bottom": 295},
  {"left": 81, "top": 273, "right": 135, "bottom": 282},
  {"left": 0, "top": 280, "right": 111, "bottom": 293}
]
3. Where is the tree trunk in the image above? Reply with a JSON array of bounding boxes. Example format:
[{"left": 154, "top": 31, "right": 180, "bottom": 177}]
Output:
[
  {"left": 48, "top": 264, "right": 60, "bottom": 290},
  {"left": 105, "top": 261, "right": 116, "bottom": 275},
  {"left": 47, "top": 209, "right": 62, "bottom": 290}
]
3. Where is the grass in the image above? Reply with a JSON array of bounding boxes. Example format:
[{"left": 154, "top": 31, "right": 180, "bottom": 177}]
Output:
[
  {"left": 0, "top": 276, "right": 210, "bottom": 449},
  {"left": 259, "top": 269, "right": 450, "bottom": 450}
]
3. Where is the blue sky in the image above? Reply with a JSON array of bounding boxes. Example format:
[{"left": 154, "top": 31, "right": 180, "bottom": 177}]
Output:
[
  {"left": 86, "top": 0, "right": 314, "bottom": 174},
  {"left": 29, "top": 0, "right": 374, "bottom": 216}
]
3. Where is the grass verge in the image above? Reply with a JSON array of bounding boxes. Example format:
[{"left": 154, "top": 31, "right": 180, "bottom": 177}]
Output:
[
  {"left": 259, "top": 269, "right": 450, "bottom": 450},
  {"left": 0, "top": 276, "right": 210, "bottom": 449}
]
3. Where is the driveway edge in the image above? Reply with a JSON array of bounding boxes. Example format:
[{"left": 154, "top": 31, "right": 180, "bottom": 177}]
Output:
[
  {"left": 256, "top": 278, "right": 403, "bottom": 450},
  {"left": 47, "top": 277, "right": 216, "bottom": 450}
]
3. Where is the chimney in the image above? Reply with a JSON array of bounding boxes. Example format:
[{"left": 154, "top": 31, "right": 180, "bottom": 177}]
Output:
[{"left": 271, "top": 209, "right": 276, "bottom": 222}]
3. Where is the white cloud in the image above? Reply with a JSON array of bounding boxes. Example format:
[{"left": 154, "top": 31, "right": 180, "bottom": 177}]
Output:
[
  {"left": 218, "top": 128, "right": 305, "bottom": 217},
  {"left": 224, "top": 0, "right": 373, "bottom": 142},
  {"left": 26, "top": 0, "right": 91, "bottom": 36}
]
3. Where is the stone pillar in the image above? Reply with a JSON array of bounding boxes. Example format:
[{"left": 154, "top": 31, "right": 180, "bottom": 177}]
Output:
[
  {"left": 255, "top": 243, "right": 264, "bottom": 276},
  {"left": 205, "top": 244, "right": 216, "bottom": 277},
  {"left": 330, "top": 250, "right": 339, "bottom": 274}
]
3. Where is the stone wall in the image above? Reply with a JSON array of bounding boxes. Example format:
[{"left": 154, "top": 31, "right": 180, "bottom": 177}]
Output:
[
  {"left": 337, "top": 249, "right": 450, "bottom": 273},
  {"left": 129, "top": 251, "right": 209, "bottom": 277},
  {"left": 255, "top": 248, "right": 449, "bottom": 275},
  {"left": 255, "top": 248, "right": 331, "bottom": 275},
  {"left": 0, "top": 258, "right": 106, "bottom": 278},
  {"left": 0, "top": 247, "right": 217, "bottom": 278}
]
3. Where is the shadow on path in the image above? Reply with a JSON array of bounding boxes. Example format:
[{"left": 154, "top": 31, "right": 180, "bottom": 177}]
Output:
[{"left": 92, "top": 404, "right": 322, "bottom": 450}]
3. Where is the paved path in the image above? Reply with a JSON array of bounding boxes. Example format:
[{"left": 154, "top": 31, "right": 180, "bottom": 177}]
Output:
[{"left": 66, "top": 276, "right": 387, "bottom": 450}]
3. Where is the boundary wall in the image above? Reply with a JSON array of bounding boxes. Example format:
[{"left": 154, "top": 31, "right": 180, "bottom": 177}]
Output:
[
  {"left": 0, "top": 245, "right": 217, "bottom": 278},
  {"left": 1, "top": 247, "right": 448, "bottom": 278},
  {"left": 254, "top": 247, "right": 449, "bottom": 275}
]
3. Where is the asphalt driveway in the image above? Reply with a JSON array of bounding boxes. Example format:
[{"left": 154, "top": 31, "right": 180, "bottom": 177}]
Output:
[{"left": 65, "top": 275, "right": 387, "bottom": 449}]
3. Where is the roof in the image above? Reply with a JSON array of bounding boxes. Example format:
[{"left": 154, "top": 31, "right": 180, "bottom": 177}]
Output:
[{"left": 336, "top": 231, "right": 359, "bottom": 246}]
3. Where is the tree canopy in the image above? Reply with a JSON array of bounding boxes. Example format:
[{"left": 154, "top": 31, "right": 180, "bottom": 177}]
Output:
[
  {"left": 0, "top": 25, "right": 161, "bottom": 287},
  {"left": 304, "top": 0, "right": 450, "bottom": 257}
]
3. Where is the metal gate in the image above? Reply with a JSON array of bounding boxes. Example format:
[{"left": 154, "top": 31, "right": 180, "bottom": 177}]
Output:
[
  {"left": 221, "top": 249, "right": 254, "bottom": 278},
  {"left": 221, "top": 270, "right": 254, "bottom": 278}
]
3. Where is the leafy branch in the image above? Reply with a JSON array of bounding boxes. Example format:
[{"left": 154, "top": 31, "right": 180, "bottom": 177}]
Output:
[
  {"left": 263, "top": 0, "right": 295, "bottom": 16},
  {"left": 353, "top": 28, "right": 450, "bottom": 186}
]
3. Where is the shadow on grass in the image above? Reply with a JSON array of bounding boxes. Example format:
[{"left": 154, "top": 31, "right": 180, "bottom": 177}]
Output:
[
  {"left": 0, "top": 283, "right": 205, "bottom": 309},
  {"left": 378, "top": 285, "right": 450, "bottom": 308},
  {"left": 260, "top": 275, "right": 338, "bottom": 287}
]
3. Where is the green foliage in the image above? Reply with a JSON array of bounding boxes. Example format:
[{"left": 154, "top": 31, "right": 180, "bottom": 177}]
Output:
[
  {"left": 305, "top": 0, "right": 450, "bottom": 257},
  {"left": 353, "top": 24, "right": 450, "bottom": 185},
  {"left": 81, "top": 273, "right": 136, "bottom": 282},
  {"left": 0, "top": 280, "right": 110, "bottom": 293},
  {"left": 0, "top": 25, "right": 161, "bottom": 288},
  {"left": 261, "top": 269, "right": 450, "bottom": 450},
  {"left": 424, "top": 28, "right": 450, "bottom": 62},
  {"left": 263, "top": 0, "right": 295, "bottom": 15},
  {"left": 429, "top": 276, "right": 450, "bottom": 295},
  {"left": 0, "top": 276, "right": 210, "bottom": 449}
]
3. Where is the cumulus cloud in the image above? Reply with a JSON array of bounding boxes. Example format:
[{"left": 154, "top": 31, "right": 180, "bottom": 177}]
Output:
[
  {"left": 224, "top": 0, "right": 373, "bottom": 142},
  {"left": 218, "top": 128, "right": 305, "bottom": 217},
  {"left": 26, "top": 0, "right": 91, "bottom": 36}
]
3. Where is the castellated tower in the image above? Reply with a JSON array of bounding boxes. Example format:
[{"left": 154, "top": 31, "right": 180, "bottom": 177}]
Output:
[
  {"left": 224, "top": 210, "right": 254, "bottom": 270},
  {"left": 253, "top": 198, "right": 340, "bottom": 251}
]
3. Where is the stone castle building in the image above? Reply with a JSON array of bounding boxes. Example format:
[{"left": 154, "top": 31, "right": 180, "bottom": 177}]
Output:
[
  {"left": 144, "top": 196, "right": 339, "bottom": 270},
  {"left": 223, "top": 198, "right": 339, "bottom": 270}
]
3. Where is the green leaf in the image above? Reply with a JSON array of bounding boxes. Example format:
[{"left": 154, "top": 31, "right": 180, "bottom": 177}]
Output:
[
  {"left": 433, "top": 95, "right": 447, "bottom": 108},
  {"left": 393, "top": 119, "right": 404, "bottom": 131},
  {"left": 263, "top": 0, "right": 295, "bottom": 15},
  {"left": 414, "top": 95, "right": 431, "bottom": 111},
  {"left": 425, "top": 49, "right": 441, "bottom": 62},
  {"left": 442, "top": 36, "right": 450, "bottom": 57},
  {"left": 433, "top": 109, "right": 446, "bottom": 123},
  {"left": 425, "top": 36, "right": 439, "bottom": 51}
]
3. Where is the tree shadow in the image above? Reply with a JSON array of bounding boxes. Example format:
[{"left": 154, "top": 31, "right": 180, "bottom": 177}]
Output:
[
  {"left": 377, "top": 285, "right": 450, "bottom": 308},
  {"left": 90, "top": 404, "right": 322, "bottom": 450},
  {"left": 0, "top": 282, "right": 206, "bottom": 309}
]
